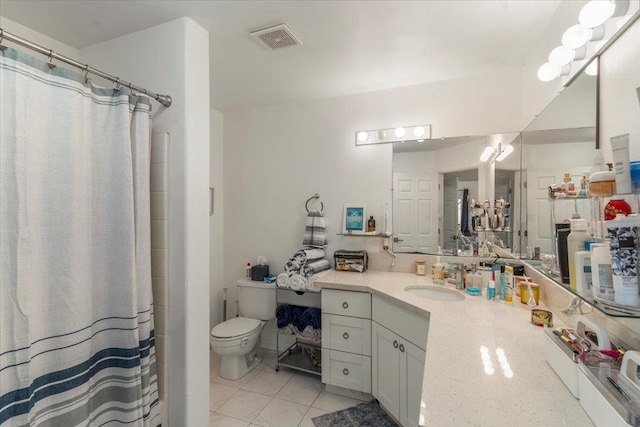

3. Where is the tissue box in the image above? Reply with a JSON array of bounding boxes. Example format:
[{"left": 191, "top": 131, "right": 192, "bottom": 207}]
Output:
[{"left": 251, "top": 265, "right": 269, "bottom": 281}]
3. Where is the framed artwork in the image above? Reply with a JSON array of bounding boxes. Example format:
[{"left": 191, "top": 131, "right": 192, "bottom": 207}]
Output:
[{"left": 343, "top": 205, "right": 366, "bottom": 233}]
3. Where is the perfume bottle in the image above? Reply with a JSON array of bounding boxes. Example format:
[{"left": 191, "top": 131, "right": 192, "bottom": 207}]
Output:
[{"left": 367, "top": 216, "right": 376, "bottom": 232}]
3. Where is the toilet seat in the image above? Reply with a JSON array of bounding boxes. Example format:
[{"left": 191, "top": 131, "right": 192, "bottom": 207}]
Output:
[{"left": 211, "top": 317, "right": 261, "bottom": 340}]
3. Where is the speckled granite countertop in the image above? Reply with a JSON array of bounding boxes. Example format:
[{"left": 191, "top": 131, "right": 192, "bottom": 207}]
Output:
[{"left": 315, "top": 270, "right": 594, "bottom": 427}]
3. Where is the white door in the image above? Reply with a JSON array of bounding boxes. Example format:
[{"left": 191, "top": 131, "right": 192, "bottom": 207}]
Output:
[
  {"left": 372, "top": 322, "right": 401, "bottom": 420},
  {"left": 442, "top": 175, "right": 458, "bottom": 251},
  {"left": 401, "top": 340, "right": 426, "bottom": 427},
  {"left": 526, "top": 168, "right": 591, "bottom": 254},
  {"left": 392, "top": 173, "right": 438, "bottom": 253}
]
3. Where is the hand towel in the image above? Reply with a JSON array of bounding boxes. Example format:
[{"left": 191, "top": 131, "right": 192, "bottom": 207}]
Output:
[
  {"left": 289, "top": 274, "right": 307, "bottom": 291},
  {"left": 302, "top": 307, "right": 321, "bottom": 330},
  {"left": 304, "top": 248, "right": 325, "bottom": 261},
  {"left": 291, "top": 307, "right": 306, "bottom": 332},
  {"left": 307, "top": 259, "right": 330, "bottom": 273},
  {"left": 276, "top": 304, "right": 292, "bottom": 329},
  {"left": 303, "top": 211, "right": 327, "bottom": 248},
  {"left": 276, "top": 273, "right": 289, "bottom": 288}
]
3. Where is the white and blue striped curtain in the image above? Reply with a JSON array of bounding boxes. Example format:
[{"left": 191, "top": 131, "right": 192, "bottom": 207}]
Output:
[{"left": 0, "top": 47, "right": 161, "bottom": 426}]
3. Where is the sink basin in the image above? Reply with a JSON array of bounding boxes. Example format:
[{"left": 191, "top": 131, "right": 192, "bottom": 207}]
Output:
[{"left": 405, "top": 285, "right": 465, "bottom": 302}]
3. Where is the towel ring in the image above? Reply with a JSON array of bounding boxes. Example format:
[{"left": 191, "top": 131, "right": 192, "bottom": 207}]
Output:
[{"left": 305, "top": 193, "right": 323, "bottom": 213}]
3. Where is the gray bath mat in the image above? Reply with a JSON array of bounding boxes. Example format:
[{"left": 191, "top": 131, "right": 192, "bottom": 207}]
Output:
[{"left": 312, "top": 400, "right": 398, "bottom": 427}]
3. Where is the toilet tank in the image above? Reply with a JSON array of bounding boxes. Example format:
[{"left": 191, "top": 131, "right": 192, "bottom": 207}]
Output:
[{"left": 236, "top": 279, "right": 276, "bottom": 320}]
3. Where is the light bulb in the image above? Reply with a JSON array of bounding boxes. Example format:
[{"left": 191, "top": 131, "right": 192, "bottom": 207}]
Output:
[
  {"left": 562, "top": 25, "right": 592, "bottom": 49},
  {"left": 548, "top": 46, "right": 576, "bottom": 66},
  {"left": 394, "top": 127, "right": 406, "bottom": 138},
  {"left": 579, "top": 0, "right": 615, "bottom": 28},
  {"left": 413, "top": 126, "right": 426, "bottom": 138},
  {"left": 377, "top": 130, "right": 387, "bottom": 140},
  {"left": 537, "top": 63, "right": 560, "bottom": 82},
  {"left": 357, "top": 131, "right": 369, "bottom": 142},
  {"left": 480, "top": 146, "right": 495, "bottom": 162},
  {"left": 585, "top": 60, "right": 598, "bottom": 76}
]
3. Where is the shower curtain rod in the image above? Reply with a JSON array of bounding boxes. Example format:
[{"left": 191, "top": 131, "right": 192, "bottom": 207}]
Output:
[{"left": 0, "top": 28, "right": 172, "bottom": 108}]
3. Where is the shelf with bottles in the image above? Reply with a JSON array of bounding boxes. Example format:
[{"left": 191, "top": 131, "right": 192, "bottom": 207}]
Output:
[
  {"left": 336, "top": 232, "right": 392, "bottom": 237},
  {"left": 531, "top": 263, "right": 640, "bottom": 318}
]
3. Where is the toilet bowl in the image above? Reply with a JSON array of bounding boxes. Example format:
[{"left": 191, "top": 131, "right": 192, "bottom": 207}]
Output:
[
  {"left": 211, "top": 317, "right": 265, "bottom": 380},
  {"left": 211, "top": 279, "right": 276, "bottom": 380}
]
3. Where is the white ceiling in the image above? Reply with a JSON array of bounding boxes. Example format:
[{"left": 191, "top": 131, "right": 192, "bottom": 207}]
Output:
[{"left": 0, "top": 1, "right": 561, "bottom": 112}]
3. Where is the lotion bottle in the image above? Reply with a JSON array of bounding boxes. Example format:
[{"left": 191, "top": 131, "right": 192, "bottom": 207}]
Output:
[{"left": 568, "top": 219, "right": 590, "bottom": 291}]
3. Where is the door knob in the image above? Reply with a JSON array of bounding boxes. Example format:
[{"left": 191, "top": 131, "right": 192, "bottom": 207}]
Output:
[
  {"left": 342, "top": 302, "right": 349, "bottom": 309},
  {"left": 343, "top": 368, "right": 349, "bottom": 376},
  {"left": 393, "top": 237, "right": 404, "bottom": 242},
  {"left": 393, "top": 340, "right": 399, "bottom": 348},
  {"left": 399, "top": 344, "right": 405, "bottom": 352},
  {"left": 343, "top": 332, "right": 349, "bottom": 339}
]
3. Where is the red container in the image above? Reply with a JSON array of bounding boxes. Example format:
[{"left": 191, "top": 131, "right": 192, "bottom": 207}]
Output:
[{"left": 604, "top": 199, "right": 632, "bottom": 220}]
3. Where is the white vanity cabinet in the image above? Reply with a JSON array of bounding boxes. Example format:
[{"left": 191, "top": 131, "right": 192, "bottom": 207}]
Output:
[
  {"left": 372, "top": 296, "right": 428, "bottom": 427},
  {"left": 321, "top": 289, "right": 372, "bottom": 393}
]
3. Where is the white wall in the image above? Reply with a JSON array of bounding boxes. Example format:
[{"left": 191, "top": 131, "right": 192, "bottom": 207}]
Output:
[
  {"left": 223, "top": 66, "right": 522, "bottom": 323},
  {"left": 0, "top": 16, "right": 78, "bottom": 59},
  {"left": 80, "top": 18, "right": 210, "bottom": 427},
  {"left": 210, "top": 109, "right": 225, "bottom": 329}
]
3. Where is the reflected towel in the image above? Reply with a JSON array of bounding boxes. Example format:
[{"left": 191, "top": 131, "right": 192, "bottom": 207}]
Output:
[
  {"left": 276, "top": 304, "right": 292, "bottom": 329},
  {"left": 302, "top": 307, "right": 321, "bottom": 330},
  {"left": 303, "top": 211, "right": 327, "bottom": 248}
]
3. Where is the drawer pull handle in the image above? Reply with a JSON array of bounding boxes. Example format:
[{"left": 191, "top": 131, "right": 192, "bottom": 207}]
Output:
[
  {"left": 343, "top": 368, "right": 349, "bottom": 376},
  {"left": 399, "top": 344, "right": 405, "bottom": 352},
  {"left": 343, "top": 332, "right": 349, "bottom": 340},
  {"left": 393, "top": 340, "right": 399, "bottom": 349},
  {"left": 342, "top": 302, "right": 349, "bottom": 309}
]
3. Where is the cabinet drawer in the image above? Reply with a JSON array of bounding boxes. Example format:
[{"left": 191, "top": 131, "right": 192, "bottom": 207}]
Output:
[
  {"left": 321, "top": 314, "right": 371, "bottom": 356},
  {"left": 321, "top": 349, "right": 371, "bottom": 393},
  {"left": 322, "top": 290, "right": 371, "bottom": 318}
]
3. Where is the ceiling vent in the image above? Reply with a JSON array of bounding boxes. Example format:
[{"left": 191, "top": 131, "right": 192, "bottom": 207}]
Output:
[{"left": 250, "top": 24, "right": 302, "bottom": 51}]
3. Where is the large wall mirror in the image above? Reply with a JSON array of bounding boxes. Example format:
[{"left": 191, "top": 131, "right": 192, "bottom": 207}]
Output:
[
  {"left": 519, "top": 60, "right": 597, "bottom": 257},
  {"left": 392, "top": 132, "right": 521, "bottom": 256}
]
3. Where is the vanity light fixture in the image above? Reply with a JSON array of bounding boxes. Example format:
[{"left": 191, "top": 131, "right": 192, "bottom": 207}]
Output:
[
  {"left": 480, "top": 144, "right": 513, "bottom": 163},
  {"left": 355, "top": 124, "right": 431, "bottom": 146},
  {"left": 480, "top": 146, "right": 495, "bottom": 162},
  {"left": 495, "top": 144, "right": 514, "bottom": 162},
  {"left": 538, "top": 0, "right": 622, "bottom": 83}
]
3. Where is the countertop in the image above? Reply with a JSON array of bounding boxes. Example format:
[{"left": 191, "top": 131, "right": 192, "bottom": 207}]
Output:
[{"left": 315, "top": 270, "right": 594, "bottom": 427}]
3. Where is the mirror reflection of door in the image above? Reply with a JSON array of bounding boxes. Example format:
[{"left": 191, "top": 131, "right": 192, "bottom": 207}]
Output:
[
  {"left": 441, "top": 169, "right": 478, "bottom": 253},
  {"left": 392, "top": 173, "right": 438, "bottom": 253}
]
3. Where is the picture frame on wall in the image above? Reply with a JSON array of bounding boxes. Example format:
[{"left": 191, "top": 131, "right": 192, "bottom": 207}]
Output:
[{"left": 343, "top": 205, "right": 366, "bottom": 233}]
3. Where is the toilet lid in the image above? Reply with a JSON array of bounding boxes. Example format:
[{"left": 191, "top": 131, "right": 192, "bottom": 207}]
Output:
[{"left": 211, "top": 317, "right": 261, "bottom": 338}]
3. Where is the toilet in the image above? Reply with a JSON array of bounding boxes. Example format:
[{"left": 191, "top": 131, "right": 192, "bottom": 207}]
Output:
[{"left": 210, "top": 279, "right": 276, "bottom": 380}]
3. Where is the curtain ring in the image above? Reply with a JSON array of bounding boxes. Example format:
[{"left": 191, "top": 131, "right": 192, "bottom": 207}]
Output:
[
  {"left": 83, "top": 65, "right": 90, "bottom": 83},
  {"left": 47, "top": 50, "right": 56, "bottom": 69}
]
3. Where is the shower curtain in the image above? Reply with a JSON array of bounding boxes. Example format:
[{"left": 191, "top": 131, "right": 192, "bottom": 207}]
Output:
[{"left": 0, "top": 47, "right": 160, "bottom": 426}]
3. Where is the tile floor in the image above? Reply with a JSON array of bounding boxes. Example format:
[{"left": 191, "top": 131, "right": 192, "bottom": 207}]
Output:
[{"left": 210, "top": 348, "right": 364, "bottom": 427}]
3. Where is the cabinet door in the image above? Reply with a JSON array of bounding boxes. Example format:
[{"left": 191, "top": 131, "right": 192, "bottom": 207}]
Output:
[
  {"left": 400, "top": 340, "right": 426, "bottom": 427},
  {"left": 372, "top": 322, "right": 401, "bottom": 420}
]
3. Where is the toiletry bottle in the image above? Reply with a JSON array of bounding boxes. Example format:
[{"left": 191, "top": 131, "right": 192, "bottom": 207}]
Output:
[
  {"left": 607, "top": 214, "right": 639, "bottom": 306},
  {"left": 487, "top": 279, "right": 496, "bottom": 300},
  {"left": 434, "top": 256, "right": 444, "bottom": 285},
  {"left": 591, "top": 243, "right": 614, "bottom": 301},
  {"left": 568, "top": 219, "right": 590, "bottom": 291},
  {"left": 499, "top": 273, "right": 506, "bottom": 301},
  {"left": 246, "top": 262, "right": 251, "bottom": 278},
  {"left": 575, "top": 241, "right": 594, "bottom": 295},
  {"left": 368, "top": 216, "right": 376, "bottom": 232},
  {"left": 562, "top": 173, "right": 571, "bottom": 192}
]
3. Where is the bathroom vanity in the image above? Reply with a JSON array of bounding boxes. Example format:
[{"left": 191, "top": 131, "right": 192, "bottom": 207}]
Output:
[{"left": 316, "top": 270, "right": 593, "bottom": 427}]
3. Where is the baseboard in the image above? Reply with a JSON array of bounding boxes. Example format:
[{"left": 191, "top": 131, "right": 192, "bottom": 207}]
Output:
[{"left": 325, "top": 384, "right": 373, "bottom": 402}]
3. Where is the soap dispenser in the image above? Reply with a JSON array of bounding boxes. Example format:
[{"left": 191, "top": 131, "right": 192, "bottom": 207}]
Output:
[{"left": 367, "top": 216, "right": 376, "bottom": 232}]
